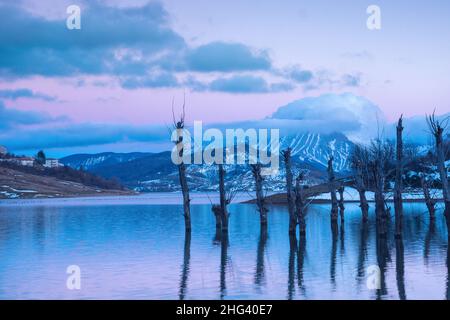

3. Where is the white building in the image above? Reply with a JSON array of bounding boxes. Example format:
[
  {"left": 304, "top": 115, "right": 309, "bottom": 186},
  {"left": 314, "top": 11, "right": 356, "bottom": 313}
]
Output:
[
  {"left": 44, "top": 158, "right": 61, "bottom": 168},
  {"left": 16, "top": 157, "right": 35, "bottom": 167},
  {"left": 0, "top": 145, "right": 7, "bottom": 155}
]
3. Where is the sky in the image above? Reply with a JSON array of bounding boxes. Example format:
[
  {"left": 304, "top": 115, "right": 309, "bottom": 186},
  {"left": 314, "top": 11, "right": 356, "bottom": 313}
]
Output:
[{"left": 0, "top": 0, "right": 449, "bottom": 156}]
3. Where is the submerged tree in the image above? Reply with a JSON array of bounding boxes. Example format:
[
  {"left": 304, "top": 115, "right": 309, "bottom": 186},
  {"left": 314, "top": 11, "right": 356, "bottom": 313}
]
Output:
[
  {"left": 338, "top": 185, "right": 345, "bottom": 223},
  {"left": 218, "top": 164, "right": 229, "bottom": 233},
  {"left": 327, "top": 156, "right": 339, "bottom": 224},
  {"left": 369, "top": 139, "right": 393, "bottom": 237},
  {"left": 295, "top": 171, "right": 307, "bottom": 237},
  {"left": 282, "top": 148, "right": 297, "bottom": 235},
  {"left": 172, "top": 99, "right": 191, "bottom": 233},
  {"left": 251, "top": 163, "right": 268, "bottom": 230},
  {"left": 351, "top": 145, "right": 370, "bottom": 222},
  {"left": 427, "top": 113, "right": 450, "bottom": 233},
  {"left": 420, "top": 174, "right": 436, "bottom": 220},
  {"left": 394, "top": 115, "right": 404, "bottom": 238}
]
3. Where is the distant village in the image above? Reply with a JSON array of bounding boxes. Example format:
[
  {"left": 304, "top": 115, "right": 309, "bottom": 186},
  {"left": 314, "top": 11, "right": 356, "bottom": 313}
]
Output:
[{"left": 0, "top": 145, "right": 62, "bottom": 168}]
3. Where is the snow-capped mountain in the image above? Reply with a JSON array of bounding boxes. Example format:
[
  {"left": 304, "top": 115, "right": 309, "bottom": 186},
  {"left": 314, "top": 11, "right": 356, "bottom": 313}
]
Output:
[
  {"left": 280, "top": 132, "right": 352, "bottom": 172},
  {"left": 60, "top": 132, "right": 354, "bottom": 192},
  {"left": 61, "top": 152, "right": 151, "bottom": 170}
]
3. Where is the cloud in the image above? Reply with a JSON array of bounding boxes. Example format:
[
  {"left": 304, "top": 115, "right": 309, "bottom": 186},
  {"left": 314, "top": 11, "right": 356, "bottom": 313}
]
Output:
[
  {"left": 0, "top": 101, "right": 55, "bottom": 129},
  {"left": 187, "top": 75, "right": 294, "bottom": 93},
  {"left": 0, "top": 1, "right": 184, "bottom": 77},
  {"left": 120, "top": 71, "right": 179, "bottom": 89},
  {"left": 0, "top": 2, "right": 364, "bottom": 94},
  {"left": 270, "top": 93, "right": 385, "bottom": 142},
  {"left": 341, "top": 73, "right": 362, "bottom": 87},
  {"left": 184, "top": 42, "right": 271, "bottom": 72},
  {"left": 0, "top": 121, "right": 170, "bottom": 151},
  {"left": 1, "top": 93, "right": 418, "bottom": 154},
  {"left": 0, "top": 88, "right": 57, "bottom": 101},
  {"left": 282, "top": 66, "right": 314, "bottom": 83}
]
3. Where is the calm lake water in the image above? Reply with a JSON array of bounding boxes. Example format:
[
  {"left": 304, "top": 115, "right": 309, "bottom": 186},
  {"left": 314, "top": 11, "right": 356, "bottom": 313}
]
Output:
[{"left": 0, "top": 193, "right": 449, "bottom": 300}]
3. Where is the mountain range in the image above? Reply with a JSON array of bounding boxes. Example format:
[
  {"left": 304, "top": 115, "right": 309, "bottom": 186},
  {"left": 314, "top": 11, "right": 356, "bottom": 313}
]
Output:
[{"left": 60, "top": 131, "right": 353, "bottom": 192}]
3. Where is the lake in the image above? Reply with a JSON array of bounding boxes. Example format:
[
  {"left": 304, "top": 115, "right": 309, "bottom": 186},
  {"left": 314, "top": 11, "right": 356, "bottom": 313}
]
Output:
[{"left": 0, "top": 193, "right": 448, "bottom": 299}]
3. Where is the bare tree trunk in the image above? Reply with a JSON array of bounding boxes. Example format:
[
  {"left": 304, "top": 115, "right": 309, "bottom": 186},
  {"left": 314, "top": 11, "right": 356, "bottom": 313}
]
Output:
[
  {"left": 338, "top": 185, "right": 345, "bottom": 223},
  {"left": 421, "top": 176, "right": 436, "bottom": 220},
  {"left": 373, "top": 156, "right": 388, "bottom": 237},
  {"left": 428, "top": 114, "right": 450, "bottom": 236},
  {"left": 212, "top": 205, "right": 222, "bottom": 230},
  {"left": 178, "top": 163, "right": 191, "bottom": 232},
  {"left": 327, "top": 157, "right": 339, "bottom": 223},
  {"left": 394, "top": 116, "right": 404, "bottom": 238},
  {"left": 218, "top": 164, "right": 229, "bottom": 233},
  {"left": 354, "top": 162, "right": 369, "bottom": 223},
  {"left": 251, "top": 164, "right": 268, "bottom": 230},
  {"left": 295, "top": 173, "right": 306, "bottom": 237},
  {"left": 173, "top": 102, "right": 191, "bottom": 233},
  {"left": 283, "top": 149, "right": 297, "bottom": 235}
]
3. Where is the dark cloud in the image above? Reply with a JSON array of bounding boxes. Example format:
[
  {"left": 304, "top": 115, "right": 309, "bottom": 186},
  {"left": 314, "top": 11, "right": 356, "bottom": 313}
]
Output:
[
  {"left": 0, "top": 88, "right": 57, "bottom": 101},
  {"left": 187, "top": 75, "right": 293, "bottom": 93},
  {"left": 0, "top": 121, "right": 169, "bottom": 151},
  {"left": 185, "top": 42, "right": 271, "bottom": 72},
  {"left": 0, "top": 101, "right": 55, "bottom": 129},
  {"left": 0, "top": 2, "right": 184, "bottom": 77}
]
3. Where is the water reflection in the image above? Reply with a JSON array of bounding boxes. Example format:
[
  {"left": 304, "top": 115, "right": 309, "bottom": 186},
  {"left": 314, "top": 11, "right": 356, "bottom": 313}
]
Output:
[
  {"left": 395, "top": 238, "right": 406, "bottom": 300},
  {"left": 0, "top": 201, "right": 448, "bottom": 299},
  {"left": 375, "top": 230, "right": 391, "bottom": 299},
  {"left": 356, "top": 223, "right": 369, "bottom": 291},
  {"left": 287, "top": 234, "right": 297, "bottom": 300},
  {"left": 254, "top": 230, "right": 267, "bottom": 291},
  {"left": 178, "top": 232, "right": 191, "bottom": 300},
  {"left": 219, "top": 233, "right": 229, "bottom": 300}
]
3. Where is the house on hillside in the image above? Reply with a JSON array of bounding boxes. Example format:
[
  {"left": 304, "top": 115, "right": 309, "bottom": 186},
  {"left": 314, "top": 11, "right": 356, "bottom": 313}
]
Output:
[
  {"left": 16, "top": 157, "right": 35, "bottom": 167},
  {"left": 44, "top": 158, "right": 62, "bottom": 168},
  {"left": 0, "top": 146, "right": 7, "bottom": 155}
]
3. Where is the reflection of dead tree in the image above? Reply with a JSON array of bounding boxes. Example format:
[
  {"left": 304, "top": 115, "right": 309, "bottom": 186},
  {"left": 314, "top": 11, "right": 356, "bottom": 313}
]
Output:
[
  {"left": 172, "top": 99, "right": 191, "bottom": 233},
  {"left": 295, "top": 172, "right": 307, "bottom": 237},
  {"left": 351, "top": 145, "right": 370, "bottom": 222},
  {"left": 420, "top": 174, "right": 436, "bottom": 220},
  {"left": 282, "top": 148, "right": 297, "bottom": 235},
  {"left": 427, "top": 113, "right": 450, "bottom": 234},
  {"left": 327, "top": 156, "right": 339, "bottom": 224},
  {"left": 394, "top": 115, "right": 404, "bottom": 238},
  {"left": 338, "top": 185, "right": 345, "bottom": 223},
  {"left": 251, "top": 163, "right": 268, "bottom": 230}
]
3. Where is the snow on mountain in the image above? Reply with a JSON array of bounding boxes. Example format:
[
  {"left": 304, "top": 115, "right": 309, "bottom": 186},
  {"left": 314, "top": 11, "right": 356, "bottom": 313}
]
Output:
[{"left": 60, "top": 152, "right": 151, "bottom": 170}]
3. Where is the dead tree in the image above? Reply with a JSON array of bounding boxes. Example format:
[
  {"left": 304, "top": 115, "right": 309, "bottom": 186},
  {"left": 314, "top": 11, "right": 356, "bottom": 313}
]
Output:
[
  {"left": 420, "top": 175, "right": 436, "bottom": 220},
  {"left": 369, "top": 139, "right": 392, "bottom": 237},
  {"left": 338, "top": 185, "right": 345, "bottom": 223},
  {"left": 351, "top": 145, "right": 370, "bottom": 222},
  {"left": 218, "top": 164, "right": 230, "bottom": 233},
  {"left": 427, "top": 113, "right": 450, "bottom": 231},
  {"left": 295, "top": 172, "right": 307, "bottom": 237},
  {"left": 394, "top": 115, "right": 404, "bottom": 238},
  {"left": 212, "top": 205, "right": 222, "bottom": 230},
  {"left": 327, "top": 156, "right": 339, "bottom": 223},
  {"left": 172, "top": 100, "right": 191, "bottom": 233},
  {"left": 251, "top": 163, "right": 268, "bottom": 230},
  {"left": 282, "top": 148, "right": 297, "bottom": 235}
]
